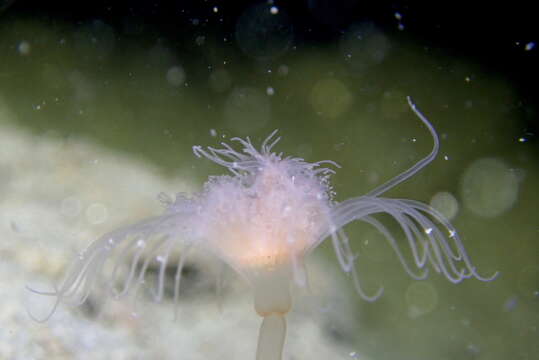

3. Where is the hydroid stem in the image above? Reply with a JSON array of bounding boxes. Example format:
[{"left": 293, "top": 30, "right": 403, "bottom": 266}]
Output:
[{"left": 256, "top": 314, "right": 287, "bottom": 360}]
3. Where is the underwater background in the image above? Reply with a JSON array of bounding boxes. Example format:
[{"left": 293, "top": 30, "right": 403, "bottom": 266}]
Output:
[{"left": 0, "top": 1, "right": 537, "bottom": 359}]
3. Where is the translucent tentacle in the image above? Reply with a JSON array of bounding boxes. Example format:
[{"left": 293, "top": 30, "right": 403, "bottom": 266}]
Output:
[
  {"left": 361, "top": 215, "right": 430, "bottom": 280},
  {"left": 328, "top": 195, "right": 495, "bottom": 288},
  {"left": 329, "top": 226, "right": 383, "bottom": 301},
  {"left": 173, "top": 246, "right": 191, "bottom": 320},
  {"left": 399, "top": 199, "right": 498, "bottom": 281},
  {"left": 150, "top": 237, "right": 177, "bottom": 302},
  {"left": 27, "top": 212, "right": 195, "bottom": 321},
  {"left": 366, "top": 97, "right": 439, "bottom": 197}
]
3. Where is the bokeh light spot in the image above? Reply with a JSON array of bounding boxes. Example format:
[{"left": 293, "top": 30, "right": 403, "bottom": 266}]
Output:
[
  {"left": 461, "top": 158, "right": 519, "bottom": 218},
  {"left": 224, "top": 87, "right": 270, "bottom": 134},
  {"left": 405, "top": 282, "right": 438, "bottom": 318},
  {"left": 430, "top": 191, "right": 459, "bottom": 220},
  {"left": 310, "top": 78, "right": 352, "bottom": 119},
  {"left": 85, "top": 203, "right": 108, "bottom": 225}
]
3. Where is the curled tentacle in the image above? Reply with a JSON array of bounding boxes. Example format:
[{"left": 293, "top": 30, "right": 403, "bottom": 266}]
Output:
[{"left": 321, "top": 98, "right": 496, "bottom": 298}]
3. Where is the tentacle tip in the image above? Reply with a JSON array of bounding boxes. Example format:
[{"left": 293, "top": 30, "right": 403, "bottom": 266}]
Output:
[
  {"left": 25, "top": 293, "right": 60, "bottom": 323},
  {"left": 411, "top": 269, "right": 430, "bottom": 281},
  {"left": 478, "top": 270, "right": 500, "bottom": 282},
  {"left": 25, "top": 308, "right": 46, "bottom": 323},
  {"left": 192, "top": 145, "right": 203, "bottom": 156},
  {"left": 25, "top": 306, "right": 54, "bottom": 323},
  {"left": 444, "top": 269, "right": 468, "bottom": 284},
  {"left": 362, "top": 286, "right": 384, "bottom": 302}
]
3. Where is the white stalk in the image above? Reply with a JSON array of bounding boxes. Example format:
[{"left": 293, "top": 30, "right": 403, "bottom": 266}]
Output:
[{"left": 256, "top": 314, "right": 287, "bottom": 360}]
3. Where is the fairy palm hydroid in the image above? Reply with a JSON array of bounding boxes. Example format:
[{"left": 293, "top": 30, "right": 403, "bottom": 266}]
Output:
[{"left": 29, "top": 97, "right": 496, "bottom": 360}]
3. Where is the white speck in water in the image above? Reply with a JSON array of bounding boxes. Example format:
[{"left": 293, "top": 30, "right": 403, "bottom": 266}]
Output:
[
  {"left": 210, "top": 129, "right": 217, "bottom": 137},
  {"left": 213, "top": 6, "right": 219, "bottom": 13},
  {"left": 424, "top": 227, "right": 433, "bottom": 235},
  {"left": 195, "top": 35, "right": 205, "bottom": 46},
  {"left": 444, "top": 155, "right": 449, "bottom": 160},
  {"left": 518, "top": 137, "right": 527, "bottom": 143},
  {"left": 349, "top": 351, "right": 359, "bottom": 358},
  {"left": 18, "top": 41, "right": 31, "bottom": 55},
  {"left": 86, "top": 203, "right": 108, "bottom": 224},
  {"left": 266, "top": 86, "right": 275, "bottom": 96},
  {"left": 394, "top": 12, "right": 402, "bottom": 20},
  {"left": 270, "top": 6, "right": 279, "bottom": 15},
  {"left": 503, "top": 296, "right": 518, "bottom": 312},
  {"left": 466, "top": 343, "right": 480, "bottom": 355},
  {"left": 156, "top": 255, "right": 165, "bottom": 263},
  {"left": 166, "top": 66, "right": 186, "bottom": 87},
  {"left": 136, "top": 239, "right": 146, "bottom": 248},
  {"left": 525, "top": 42, "right": 535, "bottom": 51}
]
